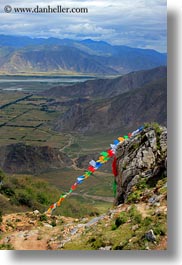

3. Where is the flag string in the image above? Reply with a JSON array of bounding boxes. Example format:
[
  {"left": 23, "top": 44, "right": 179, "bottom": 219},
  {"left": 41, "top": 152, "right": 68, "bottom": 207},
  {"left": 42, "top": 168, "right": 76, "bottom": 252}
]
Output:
[{"left": 46, "top": 126, "right": 144, "bottom": 214}]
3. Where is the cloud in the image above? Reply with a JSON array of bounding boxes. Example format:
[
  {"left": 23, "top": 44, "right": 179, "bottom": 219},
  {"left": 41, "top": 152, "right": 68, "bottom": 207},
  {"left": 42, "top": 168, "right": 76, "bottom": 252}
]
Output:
[{"left": 0, "top": 0, "right": 167, "bottom": 52}]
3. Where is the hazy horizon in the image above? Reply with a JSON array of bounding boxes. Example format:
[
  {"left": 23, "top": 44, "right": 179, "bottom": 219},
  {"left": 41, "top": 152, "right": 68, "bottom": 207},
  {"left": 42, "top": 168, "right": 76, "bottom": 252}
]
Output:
[
  {"left": 0, "top": 0, "right": 167, "bottom": 52},
  {"left": 0, "top": 33, "right": 167, "bottom": 53}
]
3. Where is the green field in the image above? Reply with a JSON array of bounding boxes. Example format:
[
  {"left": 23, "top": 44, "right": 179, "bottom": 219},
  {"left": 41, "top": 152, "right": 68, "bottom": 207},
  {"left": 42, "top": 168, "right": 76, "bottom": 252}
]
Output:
[{"left": 0, "top": 92, "right": 70, "bottom": 147}]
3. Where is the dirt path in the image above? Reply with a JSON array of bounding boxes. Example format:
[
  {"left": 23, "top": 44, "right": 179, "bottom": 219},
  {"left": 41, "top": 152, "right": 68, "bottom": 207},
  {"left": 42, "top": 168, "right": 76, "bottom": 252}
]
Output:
[
  {"left": 0, "top": 211, "right": 108, "bottom": 250},
  {"left": 59, "top": 133, "right": 74, "bottom": 152},
  {"left": 72, "top": 192, "right": 113, "bottom": 203}
]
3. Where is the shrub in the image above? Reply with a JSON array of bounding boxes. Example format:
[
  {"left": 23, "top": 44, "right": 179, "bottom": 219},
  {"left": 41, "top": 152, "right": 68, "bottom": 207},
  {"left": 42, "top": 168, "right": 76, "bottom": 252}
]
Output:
[
  {"left": 127, "top": 190, "right": 142, "bottom": 203},
  {"left": 115, "top": 212, "right": 128, "bottom": 228},
  {"left": 91, "top": 238, "right": 106, "bottom": 250},
  {"left": 142, "top": 217, "right": 153, "bottom": 226},
  {"left": 16, "top": 191, "right": 33, "bottom": 207},
  {"left": 153, "top": 224, "right": 166, "bottom": 236},
  {"left": 51, "top": 220, "right": 56, "bottom": 227},
  {"left": 0, "top": 244, "right": 14, "bottom": 250},
  {"left": 37, "top": 193, "right": 49, "bottom": 205},
  {"left": 128, "top": 205, "right": 142, "bottom": 224},
  {"left": 111, "top": 224, "right": 117, "bottom": 230},
  {"left": 133, "top": 213, "right": 142, "bottom": 224},
  {"left": 39, "top": 214, "right": 48, "bottom": 222},
  {"left": 0, "top": 183, "right": 15, "bottom": 197}
]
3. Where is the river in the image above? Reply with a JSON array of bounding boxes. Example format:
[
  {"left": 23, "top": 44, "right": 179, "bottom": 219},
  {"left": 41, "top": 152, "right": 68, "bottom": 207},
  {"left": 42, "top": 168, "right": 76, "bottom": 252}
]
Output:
[{"left": 0, "top": 75, "right": 98, "bottom": 93}]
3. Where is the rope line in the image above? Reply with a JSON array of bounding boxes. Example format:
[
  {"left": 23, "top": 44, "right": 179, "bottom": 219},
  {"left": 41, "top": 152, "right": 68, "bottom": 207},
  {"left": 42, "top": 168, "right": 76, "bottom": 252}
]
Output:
[{"left": 46, "top": 126, "right": 144, "bottom": 214}]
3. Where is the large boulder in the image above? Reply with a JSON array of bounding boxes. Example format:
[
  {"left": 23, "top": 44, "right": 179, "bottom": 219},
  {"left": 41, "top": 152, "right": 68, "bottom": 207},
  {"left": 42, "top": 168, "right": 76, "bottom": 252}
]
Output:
[{"left": 115, "top": 125, "right": 167, "bottom": 205}]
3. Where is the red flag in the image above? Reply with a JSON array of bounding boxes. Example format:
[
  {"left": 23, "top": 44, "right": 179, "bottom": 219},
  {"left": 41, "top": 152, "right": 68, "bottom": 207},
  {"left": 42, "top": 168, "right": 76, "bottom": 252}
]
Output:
[
  {"left": 112, "top": 156, "right": 118, "bottom": 177},
  {"left": 128, "top": 132, "right": 132, "bottom": 138},
  {"left": 71, "top": 183, "right": 78, "bottom": 190},
  {"left": 107, "top": 149, "right": 114, "bottom": 157},
  {"left": 88, "top": 165, "right": 96, "bottom": 173}
]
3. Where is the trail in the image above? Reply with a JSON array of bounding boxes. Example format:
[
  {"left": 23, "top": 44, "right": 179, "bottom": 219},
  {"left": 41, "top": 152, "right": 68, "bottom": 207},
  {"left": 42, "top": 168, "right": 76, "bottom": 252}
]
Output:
[
  {"left": 59, "top": 134, "right": 74, "bottom": 152},
  {"left": 72, "top": 192, "right": 113, "bottom": 203},
  {"left": 0, "top": 211, "right": 109, "bottom": 250},
  {"left": 0, "top": 200, "right": 167, "bottom": 250},
  {"left": 71, "top": 155, "right": 82, "bottom": 171}
]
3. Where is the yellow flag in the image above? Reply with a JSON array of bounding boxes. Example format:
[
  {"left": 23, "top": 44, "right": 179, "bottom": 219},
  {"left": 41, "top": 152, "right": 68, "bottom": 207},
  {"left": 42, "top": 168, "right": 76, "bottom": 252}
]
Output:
[{"left": 118, "top": 137, "right": 124, "bottom": 142}]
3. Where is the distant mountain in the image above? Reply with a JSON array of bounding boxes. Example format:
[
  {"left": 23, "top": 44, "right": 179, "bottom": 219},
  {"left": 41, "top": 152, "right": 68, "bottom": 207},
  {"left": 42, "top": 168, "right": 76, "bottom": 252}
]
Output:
[
  {"left": 0, "top": 35, "right": 167, "bottom": 75},
  {"left": 53, "top": 71, "right": 167, "bottom": 133},
  {"left": 43, "top": 66, "right": 167, "bottom": 99},
  {"left": 0, "top": 45, "right": 117, "bottom": 75}
]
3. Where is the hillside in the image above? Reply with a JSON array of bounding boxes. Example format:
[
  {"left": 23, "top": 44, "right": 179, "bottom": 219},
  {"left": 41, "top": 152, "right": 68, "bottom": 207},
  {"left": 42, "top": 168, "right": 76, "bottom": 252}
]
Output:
[
  {"left": 0, "top": 143, "right": 72, "bottom": 174},
  {"left": 0, "top": 35, "right": 166, "bottom": 75},
  {"left": 54, "top": 77, "right": 167, "bottom": 134},
  {"left": 0, "top": 124, "right": 167, "bottom": 250},
  {"left": 42, "top": 66, "right": 167, "bottom": 99}
]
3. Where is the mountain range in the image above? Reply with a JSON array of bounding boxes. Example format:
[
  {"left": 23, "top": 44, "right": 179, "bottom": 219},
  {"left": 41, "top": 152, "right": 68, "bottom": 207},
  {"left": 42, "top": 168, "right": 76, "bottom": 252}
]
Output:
[
  {"left": 42, "top": 66, "right": 167, "bottom": 134},
  {"left": 0, "top": 35, "right": 167, "bottom": 75}
]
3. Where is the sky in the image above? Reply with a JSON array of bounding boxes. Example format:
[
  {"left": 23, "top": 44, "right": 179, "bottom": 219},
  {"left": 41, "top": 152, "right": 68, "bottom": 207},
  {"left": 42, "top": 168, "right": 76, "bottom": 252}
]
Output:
[{"left": 0, "top": 0, "right": 167, "bottom": 52}]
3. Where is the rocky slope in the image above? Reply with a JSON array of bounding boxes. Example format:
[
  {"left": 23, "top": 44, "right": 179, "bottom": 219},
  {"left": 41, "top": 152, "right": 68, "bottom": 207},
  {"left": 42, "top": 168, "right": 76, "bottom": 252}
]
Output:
[
  {"left": 42, "top": 66, "right": 167, "bottom": 99},
  {"left": 0, "top": 124, "right": 167, "bottom": 250},
  {"left": 0, "top": 143, "right": 72, "bottom": 174},
  {"left": 54, "top": 77, "right": 167, "bottom": 133}
]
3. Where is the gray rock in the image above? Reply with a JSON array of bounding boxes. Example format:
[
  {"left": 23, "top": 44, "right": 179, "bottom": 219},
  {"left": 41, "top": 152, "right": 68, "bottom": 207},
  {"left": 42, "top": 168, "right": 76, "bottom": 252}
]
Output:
[
  {"left": 160, "top": 130, "right": 167, "bottom": 153},
  {"left": 99, "top": 246, "right": 112, "bottom": 250},
  {"left": 146, "top": 130, "right": 157, "bottom": 150},
  {"left": 43, "top": 223, "right": 53, "bottom": 228},
  {"left": 33, "top": 210, "right": 40, "bottom": 215},
  {"left": 145, "top": 229, "right": 156, "bottom": 242},
  {"left": 142, "top": 148, "right": 155, "bottom": 168},
  {"left": 148, "top": 195, "right": 161, "bottom": 204}
]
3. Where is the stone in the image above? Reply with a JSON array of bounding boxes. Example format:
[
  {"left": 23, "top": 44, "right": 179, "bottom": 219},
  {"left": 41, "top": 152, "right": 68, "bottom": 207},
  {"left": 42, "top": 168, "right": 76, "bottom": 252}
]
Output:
[
  {"left": 142, "top": 148, "right": 155, "bottom": 168},
  {"left": 43, "top": 223, "right": 53, "bottom": 228},
  {"left": 99, "top": 246, "right": 112, "bottom": 250},
  {"left": 148, "top": 195, "right": 161, "bottom": 204},
  {"left": 132, "top": 224, "right": 139, "bottom": 231},
  {"left": 33, "top": 210, "right": 40, "bottom": 215},
  {"left": 146, "top": 130, "right": 157, "bottom": 150},
  {"left": 145, "top": 229, "right": 156, "bottom": 242},
  {"left": 160, "top": 130, "right": 167, "bottom": 153}
]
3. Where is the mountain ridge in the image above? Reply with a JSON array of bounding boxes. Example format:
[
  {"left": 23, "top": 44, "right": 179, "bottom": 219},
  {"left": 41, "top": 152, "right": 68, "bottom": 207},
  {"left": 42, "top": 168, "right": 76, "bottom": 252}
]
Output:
[
  {"left": 47, "top": 66, "right": 167, "bottom": 134},
  {"left": 0, "top": 35, "right": 167, "bottom": 75},
  {"left": 42, "top": 66, "right": 167, "bottom": 99}
]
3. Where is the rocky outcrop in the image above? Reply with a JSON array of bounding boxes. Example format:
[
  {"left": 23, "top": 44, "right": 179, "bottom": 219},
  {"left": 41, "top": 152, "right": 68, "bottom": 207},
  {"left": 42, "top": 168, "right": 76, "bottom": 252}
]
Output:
[
  {"left": 0, "top": 143, "right": 72, "bottom": 174},
  {"left": 115, "top": 125, "right": 167, "bottom": 205}
]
